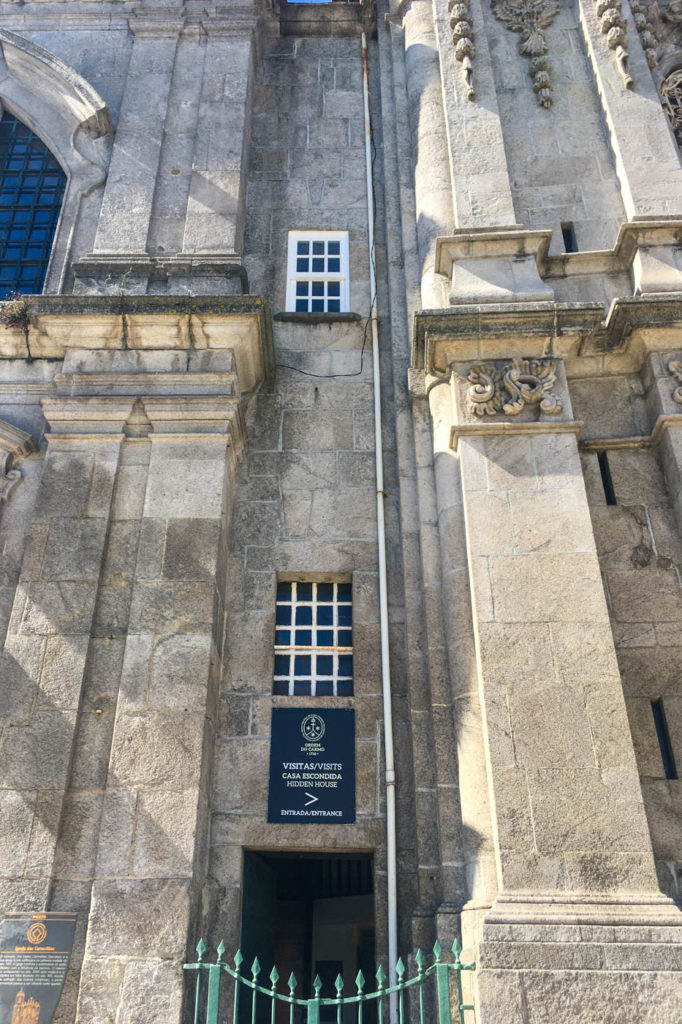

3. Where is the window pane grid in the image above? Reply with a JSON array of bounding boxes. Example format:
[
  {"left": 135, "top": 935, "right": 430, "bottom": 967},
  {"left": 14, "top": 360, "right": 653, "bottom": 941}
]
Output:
[
  {"left": 274, "top": 581, "right": 353, "bottom": 697},
  {"left": 286, "top": 231, "right": 349, "bottom": 314},
  {"left": 0, "top": 113, "right": 66, "bottom": 299}
]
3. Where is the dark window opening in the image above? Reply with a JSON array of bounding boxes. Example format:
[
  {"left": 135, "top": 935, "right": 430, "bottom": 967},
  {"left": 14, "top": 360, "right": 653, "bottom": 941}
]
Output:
[
  {"left": 652, "top": 699, "right": 678, "bottom": 780},
  {"left": 561, "top": 221, "right": 578, "bottom": 254},
  {"left": 597, "top": 451, "right": 617, "bottom": 505},
  {"left": 0, "top": 112, "right": 66, "bottom": 299}
]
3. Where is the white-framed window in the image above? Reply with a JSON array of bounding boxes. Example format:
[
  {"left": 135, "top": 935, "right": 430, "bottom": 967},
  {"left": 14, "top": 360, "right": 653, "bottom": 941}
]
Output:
[
  {"left": 285, "top": 230, "right": 350, "bottom": 313},
  {"left": 274, "top": 580, "right": 353, "bottom": 696}
]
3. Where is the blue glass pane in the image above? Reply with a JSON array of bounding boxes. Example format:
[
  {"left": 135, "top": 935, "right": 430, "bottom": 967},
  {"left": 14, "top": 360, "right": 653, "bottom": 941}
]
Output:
[
  {"left": 276, "top": 604, "right": 291, "bottom": 625},
  {"left": 338, "top": 604, "right": 352, "bottom": 626},
  {"left": 312, "top": 241, "right": 325, "bottom": 254},
  {"left": 276, "top": 629, "right": 290, "bottom": 645},
  {"left": 338, "top": 655, "right": 353, "bottom": 678},
  {"left": 294, "top": 655, "right": 311, "bottom": 675},
  {"left": 337, "top": 680, "right": 353, "bottom": 696},
  {"left": 296, "top": 629, "right": 312, "bottom": 646},
  {"left": 317, "top": 605, "right": 333, "bottom": 626},
  {"left": 273, "top": 680, "right": 289, "bottom": 695},
  {"left": 0, "top": 112, "right": 65, "bottom": 296},
  {"left": 293, "top": 680, "right": 311, "bottom": 695},
  {"left": 296, "top": 605, "right": 312, "bottom": 626},
  {"left": 328, "top": 300, "right": 340, "bottom": 313},
  {"left": 328, "top": 282, "right": 340, "bottom": 297},
  {"left": 311, "top": 282, "right": 324, "bottom": 296},
  {"left": 311, "top": 299, "right": 324, "bottom": 312},
  {"left": 317, "top": 583, "right": 333, "bottom": 600},
  {"left": 338, "top": 583, "right": 352, "bottom": 601},
  {"left": 296, "top": 281, "right": 308, "bottom": 296},
  {"left": 277, "top": 581, "right": 292, "bottom": 601},
  {"left": 296, "top": 258, "right": 309, "bottom": 272},
  {"left": 317, "top": 630, "right": 333, "bottom": 646},
  {"left": 295, "top": 299, "right": 309, "bottom": 312},
  {"left": 312, "top": 258, "right": 325, "bottom": 272},
  {"left": 316, "top": 681, "right": 333, "bottom": 696},
  {"left": 338, "top": 630, "right": 352, "bottom": 647},
  {"left": 317, "top": 655, "right": 333, "bottom": 675},
  {"left": 328, "top": 258, "right": 341, "bottom": 273},
  {"left": 298, "top": 582, "right": 313, "bottom": 600},
  {"left": 297, "top": 241, "right": 309, "bottom": 254},
  {"left": 328, "top": 241, "right": 341, "bottom": 255},
  {"left": 274, "top": 654, "right": 290, "bottom": 675}
]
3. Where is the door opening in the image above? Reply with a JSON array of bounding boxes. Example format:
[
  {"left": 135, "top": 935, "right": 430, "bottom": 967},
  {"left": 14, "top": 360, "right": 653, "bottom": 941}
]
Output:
[{"left": 241, "top": 852, "right": 375, "bottom": 1024}]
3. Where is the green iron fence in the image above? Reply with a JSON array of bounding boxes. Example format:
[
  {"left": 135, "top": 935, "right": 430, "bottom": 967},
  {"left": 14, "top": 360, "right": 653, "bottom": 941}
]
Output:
[{"left": 184, "top": 940, "right": 475, "bottom": 1024}]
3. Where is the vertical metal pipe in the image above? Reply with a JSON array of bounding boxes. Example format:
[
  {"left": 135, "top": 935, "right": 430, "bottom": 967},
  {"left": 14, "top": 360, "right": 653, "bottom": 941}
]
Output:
[{"left": 361, "top": 32, "right": 399, "bottom": 1024}]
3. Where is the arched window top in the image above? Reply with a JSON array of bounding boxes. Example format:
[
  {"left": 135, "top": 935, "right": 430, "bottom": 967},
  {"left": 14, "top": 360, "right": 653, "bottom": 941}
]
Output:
[
  {"left": 0, "top": 111, "right": 66, "bottom": 298},
  {"left": 662, "top": 68, "right": 682, "bottom": 150}
]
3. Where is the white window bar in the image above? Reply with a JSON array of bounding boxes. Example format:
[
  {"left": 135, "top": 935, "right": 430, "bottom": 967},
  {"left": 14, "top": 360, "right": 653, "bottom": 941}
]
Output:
[
  {"left": 285, "top": 230, "right": 350, "bottom": 313},
  {"left": 274, "top": 580, "right": 353, "bottom": 696}
]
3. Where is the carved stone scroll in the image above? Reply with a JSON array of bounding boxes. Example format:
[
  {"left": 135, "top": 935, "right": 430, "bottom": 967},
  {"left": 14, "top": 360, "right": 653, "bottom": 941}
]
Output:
[
  {"left": 668, "top": 359, "right": 682, "bottom": 403},
  {"left": 466, "top": 358, "right": 563, "bottom": 417},
  {"left": 491, "top": 0, "right": 559, "bottom": 108},
  {"left": 0, "top": 419, "right": 36, "bottom": 505},
  {"left": 595, "top": 0, "right": 633, "bottom": 88},
  {"left": 449, "top": 0, "right": 476, "bottom": 99}
]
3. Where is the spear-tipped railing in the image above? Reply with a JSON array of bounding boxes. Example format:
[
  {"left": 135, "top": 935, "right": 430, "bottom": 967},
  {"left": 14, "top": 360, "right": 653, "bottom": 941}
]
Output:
[{"left": 184, "top": 940, "right": 475, "bottom": 1024}]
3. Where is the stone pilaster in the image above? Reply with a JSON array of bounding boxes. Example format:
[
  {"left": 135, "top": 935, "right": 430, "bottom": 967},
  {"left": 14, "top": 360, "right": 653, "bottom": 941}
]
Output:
[
  {"left": 85, "top": 19, "right": 181, "bottom": 287},
  {"left": 68, "top": 350, "right": 246, "bottom": 1024},
  {"left": 180, "top": 19, "right": 256, "bottom": 259},
  {"left": 0, "top": 398, "right": 132, "bottom": 914},
  {"left": 430, "top": 353, "right": 682, "bottom": 1023},
  {"left": 644, "top": 351, "right": 682, "bottom": 531}
]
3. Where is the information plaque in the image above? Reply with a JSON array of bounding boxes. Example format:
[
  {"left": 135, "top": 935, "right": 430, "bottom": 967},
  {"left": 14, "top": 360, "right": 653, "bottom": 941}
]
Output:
[
  {"left": 0, "top": 911, "right": 76, "bottom": 1024},
  {"left": 268, "top": 707, "right": 355, "bottom": 824}
]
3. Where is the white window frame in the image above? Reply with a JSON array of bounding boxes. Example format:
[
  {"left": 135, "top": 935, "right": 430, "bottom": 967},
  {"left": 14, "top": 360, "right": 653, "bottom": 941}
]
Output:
[
  {"left": 273, "top": 579, "right": 353, "bottom": 697},
  {"left": 285, "top": 230, "right": 350, "bottom": 313}
]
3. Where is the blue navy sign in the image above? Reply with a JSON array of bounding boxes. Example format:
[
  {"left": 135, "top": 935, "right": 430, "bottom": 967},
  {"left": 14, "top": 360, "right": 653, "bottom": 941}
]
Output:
[{"left": 268, "top": 708, "right": 355, "bottom": 823}]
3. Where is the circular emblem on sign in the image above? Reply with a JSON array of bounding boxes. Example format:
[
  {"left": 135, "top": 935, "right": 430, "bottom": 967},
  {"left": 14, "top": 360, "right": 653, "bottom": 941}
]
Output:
[
  {"left": 27, "top": 922, "right": 47, "bottom": 945},
  {"left": 301, "top": 714, "right": 325, "bottom": 742}
]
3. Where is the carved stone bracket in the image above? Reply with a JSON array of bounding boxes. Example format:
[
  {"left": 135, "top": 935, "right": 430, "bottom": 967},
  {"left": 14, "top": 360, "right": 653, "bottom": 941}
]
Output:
[
  {"left": 465, "top": 358, "right": 563, "bottom": 417},
  {"left": 668, "top": 359, "right": 682, "bottom": 404},
  {"left": 595, "top": 0, "right": 633, "bottom": 87},
  {"left": 449, "top": 0, "right": 476, "bottom": 99},
  {"left": 491, "top": 0, "right": 559, "bottom": 108},
  {"left": 0, "top": 419, "right": 36, "bottom": 504}
]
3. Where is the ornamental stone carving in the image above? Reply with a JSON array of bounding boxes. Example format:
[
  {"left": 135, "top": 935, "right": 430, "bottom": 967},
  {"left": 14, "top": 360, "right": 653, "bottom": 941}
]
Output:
[
  {"left": 630, "top": 0, "right": 660, "bottom": 66},
  {"left": 596, "top": 0, "right": 633, "bottom": 87},
  {"left": 0, "top": 420, "right": 36, "bottom": 504},
  {"left": 466, "top": 358, "right": 563, "bottom": 416},
  {"left": 491, "top": 0, "right": 559, "bottom": 108},
  {"left": 662, "top": 69, "right": 682, "bottom": 148},
  {"left": 668, "top": 359, "right": 682, "bottom": 403},
  {"left": 449, "top": 0, "right": 476, "bottom": 99}
]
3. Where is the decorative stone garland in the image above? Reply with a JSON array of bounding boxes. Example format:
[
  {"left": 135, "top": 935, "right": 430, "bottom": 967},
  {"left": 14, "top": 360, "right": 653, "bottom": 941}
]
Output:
[
  {"left": 595, "top": 0, "right": 634, "bottom": 87},
  {"left": 449, "top": 0, "right": 476, "bottom": 99},
  {"left": 630, "top": 0, "right": 659, "bottom": 67},
  {"left": 491, "top": 0, "right": 559, "bottom": 109},
  {"left": 668, "top": 359, "right": 682, "bottom": 404}
]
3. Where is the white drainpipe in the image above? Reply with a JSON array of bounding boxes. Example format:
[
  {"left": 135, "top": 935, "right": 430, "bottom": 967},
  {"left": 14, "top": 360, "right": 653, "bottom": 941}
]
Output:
[{"left": 361, "top": 32, "right": 399, "bottom": 1024}]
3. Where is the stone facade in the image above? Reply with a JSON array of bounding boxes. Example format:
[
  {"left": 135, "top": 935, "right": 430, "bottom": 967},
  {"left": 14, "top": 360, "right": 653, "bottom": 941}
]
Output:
[{"left": 0, "top": 2, "right": 681, "bottom": 1024}]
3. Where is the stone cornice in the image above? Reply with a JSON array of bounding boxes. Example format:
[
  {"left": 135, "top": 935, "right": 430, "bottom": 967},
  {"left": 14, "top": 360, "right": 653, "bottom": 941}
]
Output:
[
  {"left": 412, "top": 294, "right": 682, "bottom": 379},
  {"left": 0, "top": 295, "right": 274, "bottom": 394}
]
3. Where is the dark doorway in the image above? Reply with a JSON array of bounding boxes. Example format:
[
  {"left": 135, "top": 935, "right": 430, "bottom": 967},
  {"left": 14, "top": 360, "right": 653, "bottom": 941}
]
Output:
[{"left": 241, "top": 852, "right": 375, "bottom": 1024}]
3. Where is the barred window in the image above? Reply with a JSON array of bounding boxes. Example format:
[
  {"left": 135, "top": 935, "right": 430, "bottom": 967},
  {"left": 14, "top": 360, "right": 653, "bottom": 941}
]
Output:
[
  {"left": 285, "top": 231, "right": 349, "bottom": 313},
  {"left": 274, "top": 580, "right": 353, "bottom": 696},
  {"left": 0, "top": 112, "right": 66, "bottom": 298}
]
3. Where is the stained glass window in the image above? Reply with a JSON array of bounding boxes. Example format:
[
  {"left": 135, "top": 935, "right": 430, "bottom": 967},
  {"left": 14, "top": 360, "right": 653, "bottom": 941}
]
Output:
[{"left": 0, "top": 112, "right": 66, "bottom": 299}]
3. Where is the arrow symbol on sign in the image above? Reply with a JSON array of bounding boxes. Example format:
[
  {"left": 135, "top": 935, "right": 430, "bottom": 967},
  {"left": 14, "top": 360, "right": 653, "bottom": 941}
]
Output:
[{"left": 305, "top": 792, "right": 319, "bottom": 806}]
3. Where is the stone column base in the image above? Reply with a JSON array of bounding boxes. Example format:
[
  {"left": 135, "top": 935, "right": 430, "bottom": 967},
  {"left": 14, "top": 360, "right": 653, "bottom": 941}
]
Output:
[{"left": 475, "top": 893, "right": 682, "bottom": 1024}]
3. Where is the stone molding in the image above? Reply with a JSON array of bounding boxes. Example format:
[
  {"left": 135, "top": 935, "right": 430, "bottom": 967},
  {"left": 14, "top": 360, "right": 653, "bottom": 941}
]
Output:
[
  {"left": 434, "top": 226, "right": 554, "bottom": 304},
  {"left": 411, "top": 294, "right": 682, "bottom": 380},
  {"left": 435, "top": 219, "right": 682, "bottom": 299},
  {"left": 483, "top": 891, "right": 682, "bottom": 928}
]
